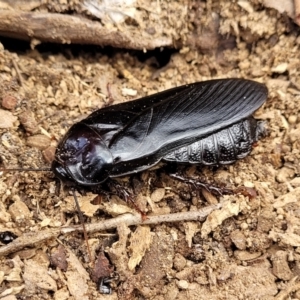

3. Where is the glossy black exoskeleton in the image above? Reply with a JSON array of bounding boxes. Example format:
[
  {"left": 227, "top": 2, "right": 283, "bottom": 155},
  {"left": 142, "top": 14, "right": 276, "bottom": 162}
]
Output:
[{"left": 52, "top": 79, "right": 267, "bottom": 189}]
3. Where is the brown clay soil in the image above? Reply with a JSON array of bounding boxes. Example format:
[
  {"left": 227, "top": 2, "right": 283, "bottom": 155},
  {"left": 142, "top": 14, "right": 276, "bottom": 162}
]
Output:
[{"left": 0, "top": 1, "right": 300, "bottom": 299}]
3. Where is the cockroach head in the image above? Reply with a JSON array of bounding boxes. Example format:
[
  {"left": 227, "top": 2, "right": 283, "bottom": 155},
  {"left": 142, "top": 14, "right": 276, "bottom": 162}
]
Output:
[{"left": 52, "top": 123, "right": 113, "bottom": 186}]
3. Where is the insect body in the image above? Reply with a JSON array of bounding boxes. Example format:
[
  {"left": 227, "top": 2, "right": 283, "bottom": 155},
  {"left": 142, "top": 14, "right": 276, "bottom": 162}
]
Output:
[{"left": 52, "top": 79, "right": 267, "bottom": 188}]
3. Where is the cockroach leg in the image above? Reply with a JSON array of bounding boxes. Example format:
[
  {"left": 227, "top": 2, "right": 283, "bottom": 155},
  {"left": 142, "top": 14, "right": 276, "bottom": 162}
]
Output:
[
  {"left": 169, "top": 173, "right": 233, "bottom": 196},
  {"left": 106, "top": 180, "right": 146, "bottom": 218}
]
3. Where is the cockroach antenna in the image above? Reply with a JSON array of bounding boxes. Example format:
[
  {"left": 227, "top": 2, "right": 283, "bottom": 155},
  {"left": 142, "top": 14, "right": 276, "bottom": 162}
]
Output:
[
  {"left": 71, "top": 188, "right": 92, "bottom": 261},
  {"left": 0, "top": 167, "right": 51, "bottom": 172},
  {"left": 0, "top": 166, "right": 93, "bottom": 263}
]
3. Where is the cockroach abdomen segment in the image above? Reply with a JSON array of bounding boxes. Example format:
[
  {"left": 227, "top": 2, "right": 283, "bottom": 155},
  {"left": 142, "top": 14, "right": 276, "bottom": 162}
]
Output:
[{"left": 163, "top": 117, "right": 266, "bottom": 165}]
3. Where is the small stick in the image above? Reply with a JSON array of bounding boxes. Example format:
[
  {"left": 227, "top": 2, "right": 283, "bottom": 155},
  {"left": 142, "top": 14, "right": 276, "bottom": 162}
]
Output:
[
  {"left": 0, "top": 167, "right": 52, "bottom": 172},
  {"left": 0, "top": 11, "right": 172, "bottom": 50},
  {"left": 105, "top": 83, "right": 114, "bottom": 106},
  {"left": 11, "top": 59, "right": 24, "bottom": 86},
  {"left": 63, "top": 203, "right": 222, "bottom": 234},
  {"left": 0, "top": 203, "right": 221, "bottom": 257}
]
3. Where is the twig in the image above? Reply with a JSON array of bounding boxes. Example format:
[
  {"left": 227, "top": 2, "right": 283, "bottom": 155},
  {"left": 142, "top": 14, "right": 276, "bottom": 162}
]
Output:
[
  {"left": 0, "top": 203, "right": 221, "bottom": 257},
  {"left": 11, "top": 59, "right": 24, "bottom": 86},
  {"left": 0, "top": 229, "right": 60, "bottom": 257},
  {"left": 62, "top": 203, "right": 222, "bottom": 234},
  {"left": 0, "top": 11, "right": 172, "bottom": 50}
]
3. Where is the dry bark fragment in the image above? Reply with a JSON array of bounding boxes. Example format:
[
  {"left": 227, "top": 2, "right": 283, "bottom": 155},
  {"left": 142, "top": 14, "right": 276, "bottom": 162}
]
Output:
[{"left": 0, "top": 11, "right": 172, "bottom": 50}]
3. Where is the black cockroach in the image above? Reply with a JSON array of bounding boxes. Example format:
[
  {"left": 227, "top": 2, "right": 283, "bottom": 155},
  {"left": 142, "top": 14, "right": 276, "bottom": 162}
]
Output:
[{"left": 52, "top": 78, "right": 267, "bottom": 190}]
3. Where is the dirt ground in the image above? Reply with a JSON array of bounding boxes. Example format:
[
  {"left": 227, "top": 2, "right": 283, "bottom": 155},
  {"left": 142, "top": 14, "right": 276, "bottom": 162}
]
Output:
[{"left": 0, "top": 0, "right": 300, "bottom": 299}]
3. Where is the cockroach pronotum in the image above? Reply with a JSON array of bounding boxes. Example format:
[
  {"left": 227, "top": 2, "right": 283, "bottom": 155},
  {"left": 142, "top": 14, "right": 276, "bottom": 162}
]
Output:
[{"left": 0, "top": 78, "right": 268, "bottom": 264}]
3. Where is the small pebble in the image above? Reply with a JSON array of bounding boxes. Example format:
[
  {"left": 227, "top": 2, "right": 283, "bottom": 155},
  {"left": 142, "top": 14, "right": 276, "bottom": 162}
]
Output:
[
  {"left": 18, "top": 110, "right": 39, "bottom": 134},
  {"left": 0, "top": 109, "right": 18, "bottom": 128},
  {"left": 1, "top": 95, "right": 17, "bottom": 110},
  {"left": 42, "top": 146, "right": 56, "bottom": 164},
  {"left": 26, "top": 134, "right": 51, "bottom": 150},
  {"left": 288, "top": 115, "right": 297, "bottom": 124},
  {"left": 9, "top": 199, "right": 31, "bottom": 222},
  {"left": 271, "top": 63, "right": 288, "bottom": 73},
  {"left": 276, "top": 167, "right": 295, "bottom": 183},
  {"left": 230, "top": 230, "right": 246, "bottom": 250},
  {"left": 173, "top": 253, "right": 186, "bottom": 271},
  {"left": 151, "top": 188, "right": 165, "bottom": 203},
  {"left": 272, "top": 250, "right": 293, "bottom": 280},
  {"left": 176, "top": 280, "right": 189, "bottom": 290}
]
